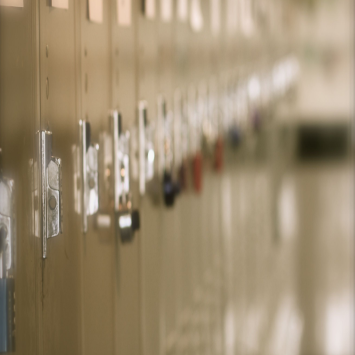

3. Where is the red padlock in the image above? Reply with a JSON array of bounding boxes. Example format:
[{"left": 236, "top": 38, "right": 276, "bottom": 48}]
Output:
[
  {"left": 192, "top": 151, "right": 203, "bottom": 193},
  {"left": 214, "top": 136, "right": 224, "bottom": 172}
]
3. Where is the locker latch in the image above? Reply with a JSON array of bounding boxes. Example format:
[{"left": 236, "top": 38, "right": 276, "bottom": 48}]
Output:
[
  {"left": 188, "top": 85, "right": 203, "bottom": 193},
  {"left": 109, "top": 111, "right": 139, "bottom": 242},
  {"left": 73, "top": 120, "right": 99, "bottom": 234},
  {"left": 202, "top": 81, "right": 224, "bottom": 172},
  {"left": 0, "top": 153, "right": 15, "bottom": 353},
  {"left": 37, "top": 131, "right": 63, "bottom": 258},
  {"left": 158, "top": 95, "right": 180, "bottom": 207},
  {"left": 174, "top": 89, "right": 189, "bottom": 190},
  {"left": 138, "top": 101, "right": 155, "bottom": 196}
]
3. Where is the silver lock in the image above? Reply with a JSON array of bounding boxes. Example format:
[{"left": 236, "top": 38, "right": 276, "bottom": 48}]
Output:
[
  {"left": 31, "top": 131, "right": 63, "bottom": 259},
  {"left": 138, "top": 101, "right": 155, "bottom": 195},
  {"left": 100, "top": 110, "right": 139, "bottom": 241},
  {"left": 187, "top": 85, "right": 201, "bottom": 156},
  {"left": 200, "top": 81, "right": 217, "bottom": 152},
  {"left": 157, "top": 95, "right": 166, "bottom": 177},
  {"left": 0, "top": 155, "right": 16, "bottom": 352},
  {"left": 73, "top": 120, "right": 99, "bottom": 234},
  {"left": 158, "top": 95, "right": 180, "bottom": 207},
  {"left": 158, "top": 95, "right": 174, "bottom": 175},
  {"left": 175, "top": 90, "right": 189, "bottom": 164},
  {"left": 109, "top": 110, "right": 130, "bottom": 210},
  {"left": 173, "top": 89, "right": 183, "bottom": 171}
]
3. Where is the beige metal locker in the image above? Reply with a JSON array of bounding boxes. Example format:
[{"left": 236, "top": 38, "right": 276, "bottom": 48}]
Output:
[
  {"left": 0, "top": 2, "right": 40, "bottom": 355},
  {"left": 36, "top": 1, "right": 81, "bottom": 354}
]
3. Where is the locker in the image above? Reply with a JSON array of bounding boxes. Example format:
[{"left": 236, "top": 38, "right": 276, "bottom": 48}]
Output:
[
  {"left": 156, "top": 3, "right": 178, "bottom": 354},
  {"left": 136, "top": 2, "right": 161, "bottom": 355},
  {"left": 77, "top": 1, "right": 115, "bottom": 354},
  {"left": 37, "top": 1, "right": 81, "bottom": 354},
  {"left": 0, "top": 2, "right": 40, "bottom": 355},
  {"left": 111, "top": 0, "right": 141, "bottom": 354}
]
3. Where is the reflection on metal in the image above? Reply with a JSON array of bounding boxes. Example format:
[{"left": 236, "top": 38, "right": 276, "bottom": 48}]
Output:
[
  {"left": 100, "top": 110, "right": 140, "bottom": 242},
  {"left": 110, "top": 111, "right": 130, "bottom": 211},
  {"left": 0, "top": 157, "right": 15, "bottom": 353},
  {"left": 73, "top": 121, "right": 99, "bottom": 234},
  {"left": 34, "top": 131, "right": 63, "bottom": 259},
  {"left": 138, "top": 101, "right": 155, "bottom": 195}
]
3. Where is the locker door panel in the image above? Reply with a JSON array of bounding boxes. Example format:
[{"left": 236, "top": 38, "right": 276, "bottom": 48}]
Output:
[
  {"left": 111, "top": 0, "right": 141, "bottom": 354},
  {"left": 79, "top": 0, "right": 114, "bottom": 354},
  {"left": 136, "top": 5, "right": 161, "bottom": 355},
  {"left": 157, "top": 7, "right": 176, "bottom": 352},
  {"left": 38, "top": 1, "right": 81, "bottom": 354},
  {"left": 172, "top": 8, "right": 190, "bottom": 350},
  {"left": 0, "top": 3, "right": 39, "bottom": 355}
]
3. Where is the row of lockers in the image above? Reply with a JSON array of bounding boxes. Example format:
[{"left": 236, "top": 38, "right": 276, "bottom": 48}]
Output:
[{"left": 0, "top": 0, "right": 298, "bottom": 354}]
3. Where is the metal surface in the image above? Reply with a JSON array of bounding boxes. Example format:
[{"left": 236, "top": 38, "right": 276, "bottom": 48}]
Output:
[
  {"left": 37, "top": 131, "right": 62, "bottom": 259},
  {"left": 0, "top": 1, "right": 352, "bottom": 355},
  {"left": 0, "top": 174, "right": 15, "bottom": 353},
  {"left": 73, "top": 120, "right": 99, "bottom": 234}
]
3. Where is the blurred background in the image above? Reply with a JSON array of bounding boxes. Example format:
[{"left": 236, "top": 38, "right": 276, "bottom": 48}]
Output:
[{"left": 251, "top": 0, "right": 354, "bottom": 353}]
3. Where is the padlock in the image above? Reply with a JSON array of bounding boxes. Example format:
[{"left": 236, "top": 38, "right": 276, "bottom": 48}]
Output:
[
  {"left": 117, "top": 207, "right": 140, "bottom": 243},
  {"left": 73, "top": 121, "right": 99, "bottom": 234},
  {"left": 163, "top": 171, "right": 180, "bottom": 207},
  {"left": 0, "top": 156, "right": 15, "bottom": 353},
  {"left": 35, "top": 131, "right": 63, "bottom": 258}
]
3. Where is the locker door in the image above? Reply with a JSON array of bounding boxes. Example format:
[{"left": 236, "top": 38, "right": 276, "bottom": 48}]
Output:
[
  {"left": 37, "top": 1, "right": 82, "bottom": 354},
  {"left": 0, "top": 2, "right": 40, "bottom": 355},
  {"left": 156, "top": 1, "right": 178, "bottom": 353},
  {"left": 136, "top": 2, "right": 161, "bottom": 355},
  {"left": 78, "top": 0, "right": 115, "bottom": 354},
  {"left": 110, "top": 0, "right": 141, "bottom": 353},
  {"left": 172, "top": 4, "right": 190, "bottom": 350}
]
